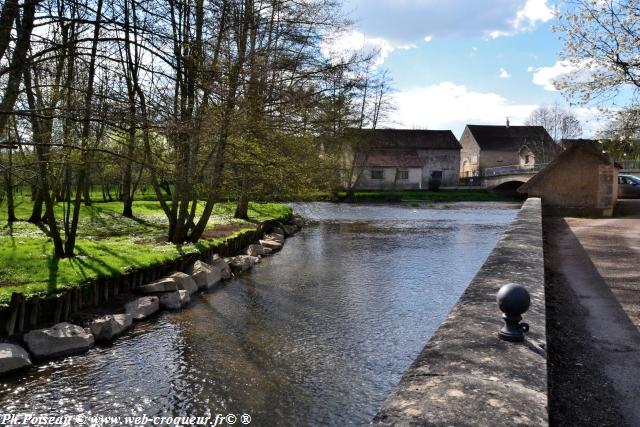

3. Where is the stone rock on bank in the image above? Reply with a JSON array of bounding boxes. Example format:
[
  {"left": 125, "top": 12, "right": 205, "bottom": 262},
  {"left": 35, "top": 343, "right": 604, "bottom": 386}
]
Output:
[
  {"left": 137, "top": 277, "right": 178, "bottom": 294},
  {"left": 89, "top": 314, "right": 133, "bottom": 342},
  {"left": 159, "top": 290, "right": 190, "bottom": 310},
  {"left": 230, "top": 255, "right": 259, "bottom": 272},
  {"left": 125, "top": 296, "right": 160, "bottom": 320},
  {"left": 23, "top": 322, "right": 95, "bottom": 359},
  {"left": 0, "top": 343, "right": 32, "bottom": 375},
  {"left": 170, "top": 272, "right": 199, "bottom": 294},
  {"left": 188, "top": 260, "right": 222, "bottom": 290},
  {"left": 208, "top": 255, "right": 232, "bottom": 280}
]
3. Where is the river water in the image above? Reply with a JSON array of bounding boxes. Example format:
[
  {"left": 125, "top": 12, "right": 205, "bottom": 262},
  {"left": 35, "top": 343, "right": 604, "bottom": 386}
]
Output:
[{"left": 0, "top": 202, "right": 518, "bottom": 426}]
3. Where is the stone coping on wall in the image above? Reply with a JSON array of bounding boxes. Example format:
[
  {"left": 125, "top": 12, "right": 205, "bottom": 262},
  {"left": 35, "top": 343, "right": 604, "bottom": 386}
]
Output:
[{"left": 372, "top": 198, "right": 547, "bottom": 426}]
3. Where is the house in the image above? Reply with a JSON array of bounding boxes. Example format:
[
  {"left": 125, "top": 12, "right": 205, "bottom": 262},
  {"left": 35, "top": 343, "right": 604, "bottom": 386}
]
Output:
[
  {"left": 348, "top": 129, "right": 461, "bottom": 190},
  {"left": 459, "top": 123, "right": 558, "bottom": 177},
  {"left": 518, "top": 140, "right": 620, "bottom": 217}
]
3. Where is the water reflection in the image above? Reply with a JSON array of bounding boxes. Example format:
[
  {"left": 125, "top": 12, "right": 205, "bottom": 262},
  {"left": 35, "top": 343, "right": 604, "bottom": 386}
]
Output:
[{"left": 0, "top": 202, "right": 518, "bottom": 426}]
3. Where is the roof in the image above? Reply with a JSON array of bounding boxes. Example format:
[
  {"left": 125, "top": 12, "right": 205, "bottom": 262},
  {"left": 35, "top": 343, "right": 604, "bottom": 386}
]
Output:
[
  {"left": 466, "top": 125, "right": 554, "bottom": 151},
  {"left": 348, "top": 128, "right": 461, "bottom": 150},
  {"left": 519, "top": 140, "right": 617, "bottom": 193},
  {"left": 356, "top": 149, "right": 423, "bottom": 168}
]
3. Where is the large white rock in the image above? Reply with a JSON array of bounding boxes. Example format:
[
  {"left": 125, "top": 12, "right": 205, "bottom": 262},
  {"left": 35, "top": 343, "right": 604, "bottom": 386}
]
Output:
[
  {"left": 262, "top": 247, "right": 273, "bottom": 256},
  {"left": 209, "top": 256, "right": 232, "bottom": 280},
  {"left": 230, "top": 255, "right": 259, "bottom": 272},
  {"left": 159, "top": 290, "right": 190, "bottom": 310},
  {"left": 265, "top": 233, "right": 285, "bottom": 244},
  {"left": 260, "top": 239, "right": 283, "bottom": 251},
  {"left": 246, "top": 244, "right": 264, "bottom": 257},
  {"left": 137, "top": 277, "right": 178, "bottom": 294},
  {"left": 0, "top": 343, "right": 32, "bottom": 375},
  {"left": 170, "top": 272, "right": 198, "bottom": 295},
  {"left": 187, "top": 260, "right": 222, "bottom": 290},
  {"left": 89, "top": 314, "right": 133, "bottom": 342},
  {"left": 23, "top": 323, "right": 94, "bottom": 359},
  {"left": 125, "top": 296, "right": 160, "bottom": 320}
]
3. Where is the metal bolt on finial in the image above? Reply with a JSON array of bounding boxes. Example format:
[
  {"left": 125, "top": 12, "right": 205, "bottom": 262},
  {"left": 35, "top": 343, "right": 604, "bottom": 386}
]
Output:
[{"left": 496, "top": 283, "right": 531, "bottom": 342}]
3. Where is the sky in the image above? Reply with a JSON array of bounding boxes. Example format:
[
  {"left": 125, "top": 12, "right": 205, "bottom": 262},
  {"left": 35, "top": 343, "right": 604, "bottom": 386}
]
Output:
[{"left": 332, "top": 0, "right": 603, "bottom": 137}]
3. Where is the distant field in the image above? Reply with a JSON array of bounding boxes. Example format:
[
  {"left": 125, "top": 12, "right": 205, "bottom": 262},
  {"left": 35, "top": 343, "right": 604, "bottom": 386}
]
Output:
[{"left": 0, "top": 196, "right": 290, "bottom": 306}]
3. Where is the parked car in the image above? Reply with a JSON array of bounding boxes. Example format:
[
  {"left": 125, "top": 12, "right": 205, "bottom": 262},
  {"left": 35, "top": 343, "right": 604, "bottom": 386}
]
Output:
[{"left": 618, "top": 174, "right": 640, "bottom": 198}]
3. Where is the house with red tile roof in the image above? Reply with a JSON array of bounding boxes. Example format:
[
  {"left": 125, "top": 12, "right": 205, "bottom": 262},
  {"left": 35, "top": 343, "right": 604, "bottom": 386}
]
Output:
[{"left": 348, "top": 129, "right": 461, "bottom": 190}]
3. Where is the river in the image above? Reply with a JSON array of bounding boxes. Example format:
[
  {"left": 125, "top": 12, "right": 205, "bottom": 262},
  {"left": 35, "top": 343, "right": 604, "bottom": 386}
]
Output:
[{"left": 0, "top": 202, "right": 519, "bottom": 426}]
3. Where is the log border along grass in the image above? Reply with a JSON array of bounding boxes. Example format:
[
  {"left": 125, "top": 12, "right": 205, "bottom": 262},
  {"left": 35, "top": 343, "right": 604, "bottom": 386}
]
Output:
[{"left": 0, "top": 199, "right": 292, "bottom": 337}]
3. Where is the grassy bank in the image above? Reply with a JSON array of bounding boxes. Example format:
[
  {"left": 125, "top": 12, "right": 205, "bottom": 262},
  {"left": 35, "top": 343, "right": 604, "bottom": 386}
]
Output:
[
  {"left": 337, "top": 189, "right": 519, "bottom": 203},
  {"left": 0, "top": 197, "right": 291, "bottom": 306}
]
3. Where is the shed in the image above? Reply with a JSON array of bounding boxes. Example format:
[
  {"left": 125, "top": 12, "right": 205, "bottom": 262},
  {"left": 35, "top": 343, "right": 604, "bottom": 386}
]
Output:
[{"left": 518, "top": 140, "right": 620, "bottom": 217}]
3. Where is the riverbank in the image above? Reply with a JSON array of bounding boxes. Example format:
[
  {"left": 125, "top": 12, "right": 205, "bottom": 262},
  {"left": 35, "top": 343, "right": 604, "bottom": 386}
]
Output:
[
  {"left": 0, "top": 198, "right": 291, "bottom": 306},
  {"left": 0, "top": 215, "right": 301, "bottom": 376},
  {"left": 257, "top": 189, "right": 519, "bottom": 203},
  {"left": 337, "top": 189, "right": 518, "bottom": 203}
]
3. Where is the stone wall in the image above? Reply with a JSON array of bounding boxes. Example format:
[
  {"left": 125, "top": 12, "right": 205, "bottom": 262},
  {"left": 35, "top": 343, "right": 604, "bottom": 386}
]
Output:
[
  {"left": 357, "top": 167, "right": 423, "bottom": 190},
  {"left": 372, "top": 198, "right": 547, "bottom": 426},
  {"left": 480, "top": 149, "right": 522, "bottom": 169},
  {"left": 416, "top": 149, "right": 461, "bottom": 186},
  {"left": 459, "top": 127, "right": 480, "bottom": 177}
]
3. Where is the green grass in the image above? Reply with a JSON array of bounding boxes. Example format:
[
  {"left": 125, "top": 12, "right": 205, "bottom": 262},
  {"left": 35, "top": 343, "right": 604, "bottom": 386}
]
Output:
[
  {"left": 0, "top": 196, "right": 291, "bottom": 306},
  {"left": 337, "top": 189, "right": 517, "bottom": 203}
]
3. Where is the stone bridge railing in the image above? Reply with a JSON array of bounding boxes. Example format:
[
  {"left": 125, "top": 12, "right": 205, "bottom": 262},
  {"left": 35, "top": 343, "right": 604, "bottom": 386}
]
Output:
[
  {"left": 372, "top": 198, "right": 547, "bottom": 426},
  {"left": 482, "top": 163, "right": 548, "bottom": 177}
]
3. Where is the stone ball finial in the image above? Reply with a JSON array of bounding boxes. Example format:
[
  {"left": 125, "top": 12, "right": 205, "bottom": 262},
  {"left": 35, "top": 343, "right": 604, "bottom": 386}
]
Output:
[{"left": 496, "top": 283, "right": 531, "bottom": 342}]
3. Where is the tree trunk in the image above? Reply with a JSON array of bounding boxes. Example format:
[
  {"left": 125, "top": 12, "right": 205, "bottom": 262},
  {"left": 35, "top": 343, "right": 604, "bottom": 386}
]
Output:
[
  {"left": 4, "top": 149, "right": 16, "bottom": 222},
  {"left": 0, "top": 0, "right": 36, "bottom": 135},
  {"left": 234, "top": 172, "right": 250, "bottom": 220}
]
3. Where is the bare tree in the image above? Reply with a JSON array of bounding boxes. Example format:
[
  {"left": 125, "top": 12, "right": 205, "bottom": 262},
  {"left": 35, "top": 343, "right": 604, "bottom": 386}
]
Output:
[{"left": 525, "top": 104, "right": 583, "bottom": 141}]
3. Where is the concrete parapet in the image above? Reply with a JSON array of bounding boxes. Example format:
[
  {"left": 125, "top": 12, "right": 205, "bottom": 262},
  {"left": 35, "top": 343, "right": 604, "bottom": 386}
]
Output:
[{"left": 372, "top": 198, "right": 547, "bottom": 426}]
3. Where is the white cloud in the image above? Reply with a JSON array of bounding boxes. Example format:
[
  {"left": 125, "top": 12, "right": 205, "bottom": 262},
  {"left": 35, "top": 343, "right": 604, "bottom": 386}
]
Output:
[
  {"left": 383, "top": 82, "right": 538, "bottom": 136},
  {"left": 489, "top": 0, "right": 554, "bottom": 38},
  {"left": 512, "top": 0, "right": 555, "bottom": 31},
  {"left": 499, "top": 68, "right": 511, "bottom": 79},
  {"left": 532, "top": 60, "right": 595, "bottom": 91},
  {"left": 321, "top": 30, "right": 411, "bottom": 66},
  {"left": 344, "top": 0, "right": 556, "bottom": 44},
  {"left": 527, "top": 66, "right": 534, "bottom": 72},
  {"left": 424, "top": 35, "right": 433, "bottom": 43}
]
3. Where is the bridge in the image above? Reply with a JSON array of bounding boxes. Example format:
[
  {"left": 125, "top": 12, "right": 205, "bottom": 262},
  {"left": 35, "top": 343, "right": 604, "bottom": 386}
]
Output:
[
  {"left": 460, "top": 159, "right": 638, "bottom": 192},
  {"left": 460, "top": 163, "right": 548, "bottom": 191}
]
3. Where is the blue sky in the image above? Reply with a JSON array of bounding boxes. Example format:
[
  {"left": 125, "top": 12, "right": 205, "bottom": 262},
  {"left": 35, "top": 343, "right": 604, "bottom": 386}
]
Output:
[{"left": 331, "top": 0, "right": 603, "bottom": 137}]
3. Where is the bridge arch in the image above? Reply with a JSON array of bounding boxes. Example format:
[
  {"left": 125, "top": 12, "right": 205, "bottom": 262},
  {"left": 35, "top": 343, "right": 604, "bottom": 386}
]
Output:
[{"left": 492, "top": 180, "right": 527, "bottom": 194}]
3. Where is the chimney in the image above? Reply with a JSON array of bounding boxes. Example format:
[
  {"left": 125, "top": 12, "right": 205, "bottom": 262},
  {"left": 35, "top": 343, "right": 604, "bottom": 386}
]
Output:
[{"left": 506, "top": 117, "right": 510, "bottom": 128}]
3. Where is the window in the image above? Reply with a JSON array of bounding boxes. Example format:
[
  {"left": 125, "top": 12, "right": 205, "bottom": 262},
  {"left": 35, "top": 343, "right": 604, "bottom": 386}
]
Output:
[
  {"left": 431, "top": 170, "right": 443, "bottom": 179},
  {"left": 397, "top": 170, "right": 409, "bottom": 180},
  {"left": 371, "top": 170, "right": 384, "bottom": 180}
]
